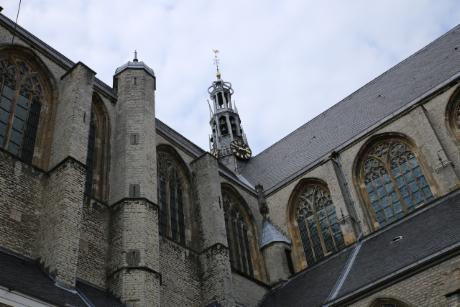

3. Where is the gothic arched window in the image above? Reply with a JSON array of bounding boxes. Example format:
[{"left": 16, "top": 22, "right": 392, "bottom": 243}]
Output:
[
  {"left": 157, "top": 146, "right": 190, "bottom": 245},
  {"left": 446, "top": 87, "right": 460, "bottom": 142},
  {"left": 84, "top": 94, "right": 109, "bottom": 201},
  {"left": 357, "top": 137, "right": 433, "bottom": 228},
  {"left": 222, "top": 188, "right": 255, "bottom": 277},
  {"left": 293, "top": 182, "right": 344, "bottom": 266},
  {"left": 0, "top": 55, "right": 44, "bottom": 163}
]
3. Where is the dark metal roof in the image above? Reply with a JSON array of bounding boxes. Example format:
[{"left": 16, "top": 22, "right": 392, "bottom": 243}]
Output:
[
  {"left": 0, "top": 249, "right": 125, "bottom": 306},
  {"left": 259, "top": 189, "right": 460, "bottom": 307},
  {"left": 241, "top": 24, "right": 460, "bottom": 193},
  {"left": 260, "top": 248, "right": 352, "bottom": 307}
]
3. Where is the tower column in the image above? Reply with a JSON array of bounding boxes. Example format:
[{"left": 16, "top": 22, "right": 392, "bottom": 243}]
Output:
[
  {"left": 191, "top": 153, "right": 235, "bottom": 307},
  {"left": 225, "top": 114, "right": 234, "bottom": 139},
  {"left": 108, "top": 57, "right": 160, "bottom": 307}
]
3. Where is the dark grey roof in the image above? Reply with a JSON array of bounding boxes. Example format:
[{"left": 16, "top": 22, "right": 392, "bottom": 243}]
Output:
[
  {"left": 0, "top": 249, "right": 124, "bottom": 306},
  {"left": 77, "top": 281, "right": 125, "bottom": 307},
  {"left": 241, "top": 24, "right": 460, "bottom": 193},
  {"left": 334, "top": 190, "right": 460, "bottom": 303},
  {"left": 259, "top": 189, "right": 460, "bottom": 307},
  {"left": 260, "top": 219, "right": 291, "bottom": 249},
  {"left": 261, "top": 248, "right": 352, "bottom": 307},
  {"left": 115, "top": 60, "right": 155, "bottom": 78}
]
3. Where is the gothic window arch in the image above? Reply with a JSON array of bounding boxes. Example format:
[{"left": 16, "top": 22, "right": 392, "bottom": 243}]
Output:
[
  {"left": 446, "top": 86, "right": 460, "bottom": 142},
  {"left": 84, "top": 93, "right": 110, "bottom": 201},
  {"left": 157, "top": 145, "right": 191, "bottom": 245},
  {"left": 222, "top": 185, "right": 265, "bottom": 280},
  {"left": 355, "top": 135, "right": 434, "bottom": 228},
  {"left": 369, "top": 298, "right": 410, "bottom": 307},
  {"left": 0, "top": 49, "right": 53, "bottom": 165},
  {"left": 289, "top": 180, "right": 344, "bottom": 268}
]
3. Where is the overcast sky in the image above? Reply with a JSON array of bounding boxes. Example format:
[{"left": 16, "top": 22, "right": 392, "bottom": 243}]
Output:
[{"left": 3, "top": 1, "right": 460, "bottom": 154}]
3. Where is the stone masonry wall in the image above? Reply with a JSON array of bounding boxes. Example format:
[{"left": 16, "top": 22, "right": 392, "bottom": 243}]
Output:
[
  {"left": 232, "top": 272, "right": 268, "bottom": 307},
  {"left": 0, "top": 150, "right": 44, "bottom": 258},
  {"left": 38, "top": 158, "right": 86, "bottom": 287},
  {"left": 160, "top": 238, "right": 201, "bottom": 307},
  {"left": 77, "top": 199, "right": 110, "bottom": 288}
]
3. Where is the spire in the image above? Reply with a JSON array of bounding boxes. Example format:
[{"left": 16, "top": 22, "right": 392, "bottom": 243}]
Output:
[
  {"left": 133, "top": 50, "right": 138, "bottom": 62},
  {"left": 207, "top": 51, "right": 251, "bottom": 164},
  {"left": 213, "top": 49, "right": 221, "bottom": 79}
]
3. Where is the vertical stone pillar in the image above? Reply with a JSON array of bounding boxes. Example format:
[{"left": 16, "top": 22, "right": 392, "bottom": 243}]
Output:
[
  {"left": 38, "top": 62, "right": 95, "bottom": 288},
  {"left": 108, "top": 60, "right": 160, "bottom": 307},
  {"left": 191, "top": 153, "right": 235, "bottom": 307}
]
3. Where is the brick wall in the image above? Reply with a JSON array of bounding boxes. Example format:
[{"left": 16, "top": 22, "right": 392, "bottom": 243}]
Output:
[
  {"left": 77, "top": 198, "right": 110, "bottom": 288},
  {"left": 0, "top": 150, "right": 44, "bottom": 257},
  {"left": 160, "top": 238, "right": 201, "bottom": 306}
]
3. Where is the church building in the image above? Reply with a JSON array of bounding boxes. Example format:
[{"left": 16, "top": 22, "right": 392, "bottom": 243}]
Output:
[{"left": 0, "top": 9, "right": 460, "bottom": 307}]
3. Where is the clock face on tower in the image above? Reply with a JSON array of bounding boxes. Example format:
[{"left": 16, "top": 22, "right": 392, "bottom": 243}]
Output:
[{"left": 230, "top": 139, "right": 252, "bottom": 160}]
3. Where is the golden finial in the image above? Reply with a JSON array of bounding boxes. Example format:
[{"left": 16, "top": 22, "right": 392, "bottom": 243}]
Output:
[{"left": 213, "top": 49, "right": 221, "bottom": 79}]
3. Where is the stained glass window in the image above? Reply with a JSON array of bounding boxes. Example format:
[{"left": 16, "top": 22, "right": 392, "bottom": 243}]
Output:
[
  {"left": 223, "top": 191, "right": 254, "bottom": 277},
  {"left": 295, "top": 183, "right": 344, "bottom": 266},
  {"left": 157, "top": 149, "right": 187, "bottom": 245},
  {"left": 362, "top": 139, "right": 433, "bottom": 227},
  {"left": 0, "top": 57, "right": 43, "bottom": 162}
]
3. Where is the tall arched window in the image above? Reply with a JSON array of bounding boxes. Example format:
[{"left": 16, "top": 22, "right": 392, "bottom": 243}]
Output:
[
  {"left": 356, "top": 136, "right": 433, "bottom": 228},
  {"left": 222, "top": 187, "right": 256, "bottom": 278},
  {"left": 84, "top": 94, "right": 109, "bottom": 201},
  {"left": 292, "top": 182, "right": 344, "bottom": 266},
  {"left": 0, "top": 55, "right": 45, "bottom": 163},
  {"left": 157, "top": 146, "right": 191, "bottom": 245}
]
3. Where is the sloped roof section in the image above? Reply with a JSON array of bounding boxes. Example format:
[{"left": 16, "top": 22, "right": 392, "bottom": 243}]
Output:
[
  {"left": 259, "top": 189, "right": 460, "bottom": 307},
  {"left": 260, "top": 248, "right": 352, "bottom": 307},
  {"left": 260, "top": 218, "right": 291, "bottom": 248},
  {"left": 0, "top": 249, "right": 125, "bottom": 306},
  {"left": 241, "top": 24, "right": 460, "bottom": 192}
]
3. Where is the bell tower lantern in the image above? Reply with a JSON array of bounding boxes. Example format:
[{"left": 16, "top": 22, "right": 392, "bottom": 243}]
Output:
[{"left": 208, "top": 50, "right": 251, "bottom": 171}]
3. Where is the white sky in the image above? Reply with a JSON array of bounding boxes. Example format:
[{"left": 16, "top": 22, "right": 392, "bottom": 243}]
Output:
[{"left": 2, "top": 1, "right": 460, "bottom": 154}]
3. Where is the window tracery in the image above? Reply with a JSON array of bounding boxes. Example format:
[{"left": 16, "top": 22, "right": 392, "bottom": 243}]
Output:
[
  {"left": 222, "top": 189, "right": 254, "bottom": 277},
  {"left": 359, "top": 138, "right": 433, "bottom": 227},
  {"left": 157, "top": 148, "right": 188, "bottom": 244},
  {"left": 294, "top": 183, "right": 344, "bottom": 266},
  {"left": 0, "top": 56, "right": 43, "bottom": 162}
]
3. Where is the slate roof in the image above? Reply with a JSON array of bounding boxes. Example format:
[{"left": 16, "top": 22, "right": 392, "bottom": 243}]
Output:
[
  {"left": 259, "top": 189, "right": 460, "bottom": 307},
  {"left": 0, "top": 249, "right": 125, "bottom": 307},
  {"left": 261, "top": 248, "right": 352, "bottom": 307},
  {"left": 260, "top": 218, "right": 291, "bottom": 249},
  {"left": 241, "top": 24, "right": 460, "bottom": 193}
]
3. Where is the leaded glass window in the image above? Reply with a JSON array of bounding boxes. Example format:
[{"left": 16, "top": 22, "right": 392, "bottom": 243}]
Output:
[
  {"left": 157, "top": 149, "right": 187, "bottom": 244},
  {"left": 0, "top": 57, "right": 43, "bottom": 162},
  {"left": 223, "top": 191, "right": 254, "bottom": 277},
  {"left": 295, "top": 183, "right": 344, "bottom": 266},
  {"left": 361, "top": 139, "right": 433, "bottom": 227}
]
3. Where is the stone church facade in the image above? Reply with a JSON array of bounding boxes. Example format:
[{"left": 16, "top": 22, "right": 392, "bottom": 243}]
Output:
[{"left": 0, "top": 9, "right": 460, "bottom": 307}]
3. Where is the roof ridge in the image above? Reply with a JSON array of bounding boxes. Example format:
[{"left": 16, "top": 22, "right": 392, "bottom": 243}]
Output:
[{"left": 251, "top": 23, "right": 460, "bottom": 160}]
